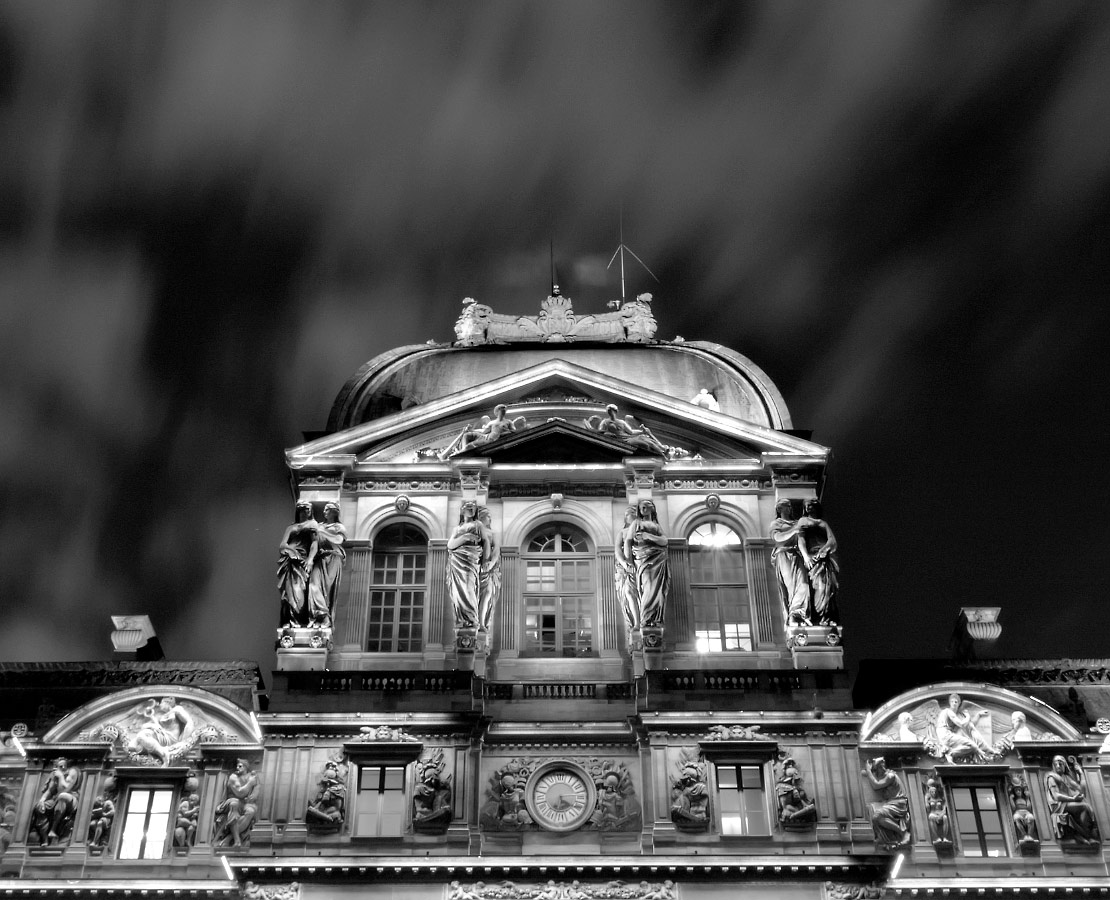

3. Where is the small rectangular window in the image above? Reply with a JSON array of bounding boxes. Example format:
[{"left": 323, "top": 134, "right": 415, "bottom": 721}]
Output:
[
  {"left": 118, "top": 788, "right": 174, "bottom": 860},
  {"left": 716, "top": 764, "right": 769, "bottom": 836},
  {"left": 952, "top": 785, "right": 1007, "bottom": 857},
  {"left": 355, "top": 766, "right": 406, "bottom": 837}
]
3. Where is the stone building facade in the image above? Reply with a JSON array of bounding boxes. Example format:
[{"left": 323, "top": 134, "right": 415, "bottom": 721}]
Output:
[{"left": 1, "top": 291, "right": 1108, "bottom": 899}]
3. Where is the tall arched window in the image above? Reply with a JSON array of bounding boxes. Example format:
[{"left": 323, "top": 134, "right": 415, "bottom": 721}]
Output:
[
  {"left": 367, "top": 523, "right": 427, "bottom": 652},
  {"left": 522, "top": 522, "right": 595, "bottom": 657},
  {"left": 688, "top": 521, "right": 752, "bottom": 652}
]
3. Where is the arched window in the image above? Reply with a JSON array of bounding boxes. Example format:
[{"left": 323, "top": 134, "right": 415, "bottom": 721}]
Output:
[
  {"left": 688, "top": 521, "right": 752, "bottom": 652},
  {"left": 522, "top": 522, "right": 595, "bottom": 657},
  {"left": 367, "top": 523, "right": 427, "bottom": 652}
]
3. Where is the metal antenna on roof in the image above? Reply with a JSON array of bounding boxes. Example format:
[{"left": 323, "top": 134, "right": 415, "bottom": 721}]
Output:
[{"left": 607, "top": 204, "right": 659, "bottom": 304}]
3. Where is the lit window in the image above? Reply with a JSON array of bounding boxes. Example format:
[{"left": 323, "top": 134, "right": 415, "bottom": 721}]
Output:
[
  {"left": 522, "top": 523, "right": 595, "bottom": 656},
  {"left": 952, "top": 785, "right": 1007, "bottom": 857},
  {"left": 716, "top": 763, "right": 769, "bottom": 836},
  {"left": 368, "top": 524, "right": 427, "bottom": 652},
  {"left": 354, "top": 766, "right": 406, "bottom": 837},
  {"left": 688, "top": 522, "right": 752, "bottom": 652},
  {"left": 118, "top": 788, "right": 173, "bottom": 859}
]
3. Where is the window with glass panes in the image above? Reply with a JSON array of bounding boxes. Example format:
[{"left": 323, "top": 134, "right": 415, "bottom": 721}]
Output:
[
  {"left": 522, "top": 523, "right": 594, "bottom": 656},
  {"left": 367, "top": 523, "right": 427, "bottom": 652},
  {"left": 354, "top": 766, "right": 406, "bottom": 837},
  {"left": 716, "top": 763, "right": 770, "bottom": 836},
  {"left": 118, "top": 787, "right": 174, "bottom": 859},
  {"left": 952, "top": 784, "right": 1007, "bottom": 857},
  {"left": 688, "top": 522, "right": 752, "bottom": 652}
]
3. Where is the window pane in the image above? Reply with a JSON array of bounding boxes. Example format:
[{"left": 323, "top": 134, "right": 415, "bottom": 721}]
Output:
[{"left": 119, "top": 788, "right": 173, "bottom": 860}]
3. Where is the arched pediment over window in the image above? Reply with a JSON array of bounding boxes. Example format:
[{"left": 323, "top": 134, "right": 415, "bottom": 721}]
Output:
[
  {"left": 861, "top": 682, "right": 1085, "bottom": 764},
  {"left": 40, "top": 685, "right": 259, "bottom": 765}
]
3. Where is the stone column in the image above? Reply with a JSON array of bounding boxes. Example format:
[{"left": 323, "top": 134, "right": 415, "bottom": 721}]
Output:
[
  {"left": 497, "top": 548, "right": 519, "bottom": 653},
  {"left": 666, "top": 539, "right": 692, "bottom": 651},
  {"left": 336, "top": 544, "right": 372, "bottom": 650},
  {"left": 426, "top": 540, "right": 448, "bottom": 650},
  {"left": 597, "top": 549, "right": 621, "bottom": 652},
  {"left": 745, "top": 538, "right": 781, "bottom": 648}
]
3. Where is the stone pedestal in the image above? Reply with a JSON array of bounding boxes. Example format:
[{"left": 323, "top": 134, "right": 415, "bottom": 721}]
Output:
[
  {"left": 787, "top": 625, "right": 844, "bottom": 670},
  {"left": 455, "top": 627, "right": 478, "bottom": 672},
  {"left": 275, "top": 627, "right": 331, "bottom": 671}
]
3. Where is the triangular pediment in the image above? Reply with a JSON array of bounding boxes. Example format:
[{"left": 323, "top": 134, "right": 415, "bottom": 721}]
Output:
[
  {"left": 287, "top": 359, "right": 829, "bottom": 466},
  {"left": 478, "top": 419, "right": 639, "bottom": 463}
]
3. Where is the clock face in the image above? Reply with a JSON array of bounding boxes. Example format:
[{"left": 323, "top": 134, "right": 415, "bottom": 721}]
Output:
[{"left": 526, "top": 764, "right": 596, "bottom": 832}]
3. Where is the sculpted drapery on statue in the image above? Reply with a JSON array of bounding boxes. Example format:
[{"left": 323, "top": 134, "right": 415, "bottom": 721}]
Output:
[
  {"left": 585, "top": 404, "right": 668, "bottom": 456},
  {"left": 770, "top": 500, "right": 812, "bottom": 627},
  {"left": 797, "top": 499, "right": 839, "bottom": 626},
  {"left": 29, "top": 758, "right": 81, "bottom": 846},
  {"left": 614, "top": 506, "right": 640, "bottom": 632},
  {"left": 447, "top": 500, "right": 490, "bottom": 630},
  {"left": 477, "top": 507, "right": 501, "bottom": 633},
  {"left": 213, "top": 759, "right": 260, "bottom": 848},
  {"left": 277, "top": 500, "right": 317, "bottom": 627},
  {"left": 625, "top": 499, "right": 669, "bottom": 629},
  {"left": 1045, "top": 754, "right": 1100, "bottom": 845},
  {"left": 770, "top": 497, "right": 842, "bottom": 628},
  {"left": 307, "top": 501, "right": 346, "bottom": 627},
  {"left": 861, "top": 757, "right": 911, "bottom": 849}
]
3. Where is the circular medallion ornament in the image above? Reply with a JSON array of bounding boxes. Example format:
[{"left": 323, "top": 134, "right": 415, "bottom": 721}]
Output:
[{"left": 525, "top": 762, "right": 597, "bottom": 832}]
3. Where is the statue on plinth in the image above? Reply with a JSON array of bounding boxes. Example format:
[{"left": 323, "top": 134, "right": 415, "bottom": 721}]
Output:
[
  {"left": 277, "top": 500, "right": 318, "bottom": 627},
  {"left": 87, "top": 775, "right": 117, "bottom": 848},
  {"left": 625, "top": 499, "right": 669, "bottom": 629},
  {"left": 477, "top": 507, "right": 501, "bottom": 634},
  {"left": 306, "top": 501, "right": 346, "bottom": 628},
  {"left": 770, "top": 500, "right": 812, "bottom": 627},
  {"left": 447, "top": 500, "right": 489, "bottom": 630},
  {"left": 614, "top": 506, "right": 640, "bottom": 633},
  {"left": 924, "top": 775, "right": 953, "bottom": 850},
  {"left": 797, "top": 498, "right": 839, "bottom": 626}
]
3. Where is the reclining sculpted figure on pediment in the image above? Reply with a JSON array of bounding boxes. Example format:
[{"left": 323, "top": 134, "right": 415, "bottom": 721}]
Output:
[
  {"left": 438, "top": 404, "right": 528, "bottom": 459},
  {"left": 881, "top": 694, "right": 1064, "bottom": 761},
  {"left": 81, "top": 696, "right": 225, "bottom": 766}
]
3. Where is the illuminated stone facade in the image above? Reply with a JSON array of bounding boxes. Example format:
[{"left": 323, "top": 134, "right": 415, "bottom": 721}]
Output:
[{"left": 1, "top": 291, "right": 1107, "bottom": 899}]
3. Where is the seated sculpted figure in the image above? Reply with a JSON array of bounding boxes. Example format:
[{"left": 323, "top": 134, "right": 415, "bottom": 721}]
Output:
[
  {"left": 213, "top": 759, "right": 260, "bottom": 848},
  {"left": 1045, "top": 754, "right": 1100, "bottom": 844},
  {"left": 305, "top": 761, "right": 346, "bottom": 832},
  {"left": 933, "top": 693, "right": 996, "bottom": 763},
  {"left": 30, "top": 758, "right": 81, "bottom": 846},
  {"left": 861, "top": 757, "right": 911, "bottom": 849},
  {"left": 128, "top": 696, "right": 197, "bottom": 766}
]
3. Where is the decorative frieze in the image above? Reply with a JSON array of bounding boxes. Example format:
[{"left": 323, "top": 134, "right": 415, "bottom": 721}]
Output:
[
  {"left": 449, "top": 881, "right": 675, "bottom": 900},
  {"left": 343, "top": 478, "right": 456, "bottom": 492},
  {"left": 664, "top": 477, "right": 771, "bottom": 491}
]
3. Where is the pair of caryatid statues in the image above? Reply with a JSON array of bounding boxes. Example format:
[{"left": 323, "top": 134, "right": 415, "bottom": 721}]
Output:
[
  {"left": 278, "top": 499, "right": 347, "bottom": 629},
  {"left": 447, "top": 500, "right": 501, "bottom": 635},
  {"left": 614, "top": 499, "right": 670, "bottom": 635},
  {"left": 770, "top": 497, "right": 840, "bottom": 628}
]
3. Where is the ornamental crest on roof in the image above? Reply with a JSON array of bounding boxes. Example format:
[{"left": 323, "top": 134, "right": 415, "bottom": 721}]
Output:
[{"left": 454, "top": 287, "right": 657, "bottom": 345}]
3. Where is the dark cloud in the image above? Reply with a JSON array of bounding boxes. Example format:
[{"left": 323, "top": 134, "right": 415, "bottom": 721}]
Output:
[{"left": 1, "top": 1, "right": 1108, "bottom": 681}]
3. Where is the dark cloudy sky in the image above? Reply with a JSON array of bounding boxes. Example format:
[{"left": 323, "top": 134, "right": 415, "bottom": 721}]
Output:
[{"left": 2, "top": 1, "right": 1109, "bottom": 686}]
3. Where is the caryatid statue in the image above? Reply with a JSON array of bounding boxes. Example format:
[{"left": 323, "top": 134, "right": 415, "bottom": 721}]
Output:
[
  {"left": 277, "top": 500, "right": 318, "bottom": 627},
  {"left": 613, "top": 506, "right": 640, "bottom": 632},
  {"left": 797, "top": 498, "right": 839, "bottom": 626},
  {"left": 769, "top": 499, "right": 812, "bottom": 627},
  {"left": 625, "top": 499, "right": 669, "bottom": 629},
  {"left": 446, "top": 499, "right": 489, "bottom": 630},
  {"left": 307, "top": 500, "right": 347, "bottom": 628},
  {"left": 477, "top": 506, "right": 500, "bottom": 633}
]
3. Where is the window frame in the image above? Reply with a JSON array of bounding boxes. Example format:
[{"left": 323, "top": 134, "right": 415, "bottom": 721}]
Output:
[
  {"left": 352, "top": 764, "right": 409, "bottom": 839},
  {"left": 366, "top": 522, "right": 428, "bottom": 653},
  {"left": 949, "top": 781, "right": 1010, "bottom": 858},
  {"left": 116, "top": 783, "right": 177, "bottom": 861},
  {"left": 686, "top": 519, "right": 753, "bottom": 653},
  {"left": 713, "top": 760, "right": 772, "bottom": 837},
  {"left": 520, "top": 522, "right": 598, "bottom": 658}
]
